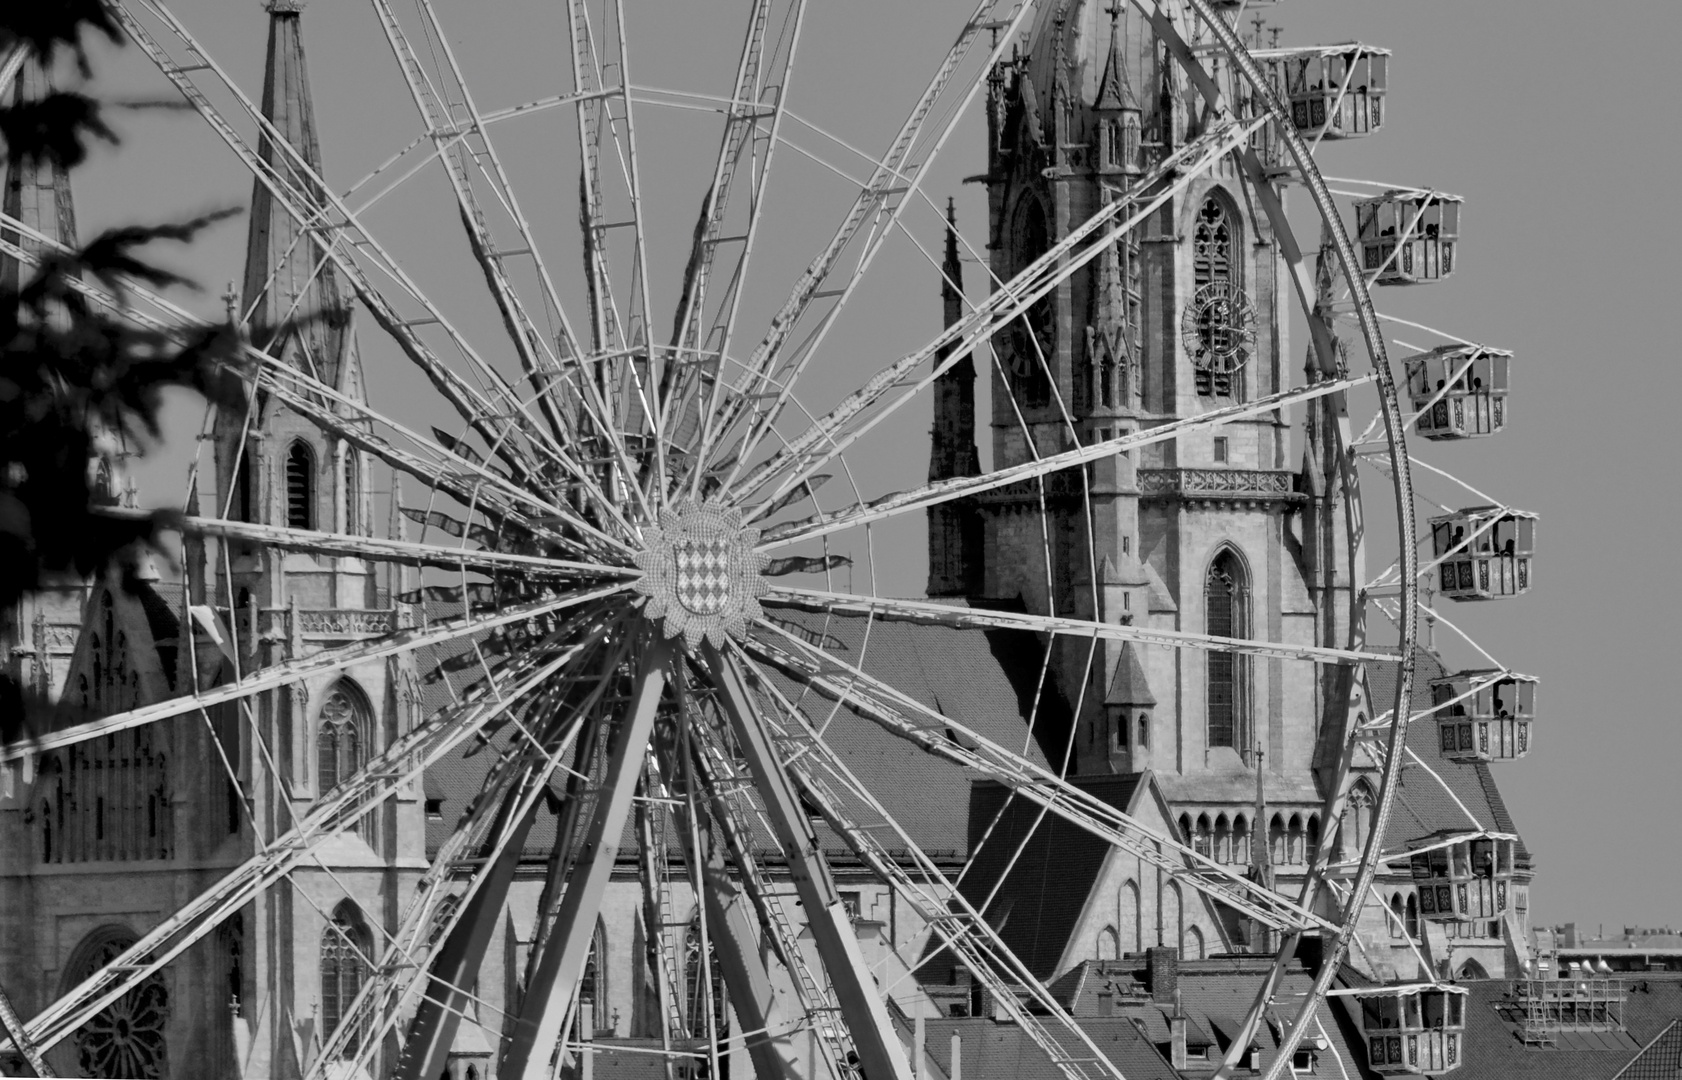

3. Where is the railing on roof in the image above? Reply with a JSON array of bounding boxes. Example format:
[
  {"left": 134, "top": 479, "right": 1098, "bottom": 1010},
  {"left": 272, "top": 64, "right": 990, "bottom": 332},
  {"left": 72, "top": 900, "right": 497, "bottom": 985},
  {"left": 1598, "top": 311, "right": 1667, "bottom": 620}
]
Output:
[{"left": 1512, "top": 977, "right": 1626, "bottom": 1045}]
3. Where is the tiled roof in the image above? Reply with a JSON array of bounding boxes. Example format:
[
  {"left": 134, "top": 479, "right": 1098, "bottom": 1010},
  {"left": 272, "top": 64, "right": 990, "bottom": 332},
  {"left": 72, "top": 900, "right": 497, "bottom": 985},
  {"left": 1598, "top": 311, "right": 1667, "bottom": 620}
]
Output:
[
  {"left": 919, "top": 1015, "right": 1180, "bottom": 1080},
  {"left": 1367, "top": 648, "right": 1531, "bottom": 864}
]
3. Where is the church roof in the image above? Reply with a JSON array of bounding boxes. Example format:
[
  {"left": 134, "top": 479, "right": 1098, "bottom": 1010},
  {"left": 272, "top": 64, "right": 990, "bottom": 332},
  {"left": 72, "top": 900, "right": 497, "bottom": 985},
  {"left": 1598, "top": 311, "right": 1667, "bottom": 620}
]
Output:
[{"left": 946, "top": 773, "right": 1148, "bottom": 982}]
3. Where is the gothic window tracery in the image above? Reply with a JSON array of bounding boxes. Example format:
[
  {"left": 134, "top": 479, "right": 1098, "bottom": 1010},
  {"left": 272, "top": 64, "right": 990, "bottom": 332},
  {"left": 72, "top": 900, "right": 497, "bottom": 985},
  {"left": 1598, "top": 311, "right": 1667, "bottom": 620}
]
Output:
[
  {"left": 316, "top": 681, "right": 366, "bottom": 795},
  {"left": 286, "top": 440, "right": 315, "bottom": 530},
  {"left": 1192, "top": 195, "right": 1239, "bottom": 397},
  {"left": 1205, "top": 549, "right": 1250, "bottom": 752},
  {"left": 66, "top": 927, "right": 169, "bottom": 1078},
  {"left": 41, "top": 598, "right": 172, "bottom": 863},
  {"left": 321, "top": 902, "right": 371, "bottom": 1058},
  {"left": 683, "top": 917, "right": 728, "bottom": 1040}
]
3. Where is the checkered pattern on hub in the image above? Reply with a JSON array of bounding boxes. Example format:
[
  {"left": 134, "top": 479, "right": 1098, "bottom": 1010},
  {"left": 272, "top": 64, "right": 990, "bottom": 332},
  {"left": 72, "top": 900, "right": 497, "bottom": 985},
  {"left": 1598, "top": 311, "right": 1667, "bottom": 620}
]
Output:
[{"left": 674, "top": 536, "right": 731, "bottom": 615}]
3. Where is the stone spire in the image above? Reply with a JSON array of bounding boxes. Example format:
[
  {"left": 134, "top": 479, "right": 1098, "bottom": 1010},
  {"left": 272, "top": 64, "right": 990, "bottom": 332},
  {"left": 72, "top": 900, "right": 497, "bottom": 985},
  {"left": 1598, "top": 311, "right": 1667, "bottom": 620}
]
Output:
[
  {"left": 1, "top": 59, "right": 78, "bottom": 297},
  {"left": 926, "top": 199, "right": 982, "bottom": 599},
  {"left": 241, "top": 0, "right": 357, "bottom": 391}
]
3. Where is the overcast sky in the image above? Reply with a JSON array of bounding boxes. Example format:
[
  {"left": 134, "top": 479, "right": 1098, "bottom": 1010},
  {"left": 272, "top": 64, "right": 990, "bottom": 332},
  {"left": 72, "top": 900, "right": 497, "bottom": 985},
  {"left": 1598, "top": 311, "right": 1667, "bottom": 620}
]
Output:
[{"left": 61, "top": 0, "right": 1682, "bottom": 935}]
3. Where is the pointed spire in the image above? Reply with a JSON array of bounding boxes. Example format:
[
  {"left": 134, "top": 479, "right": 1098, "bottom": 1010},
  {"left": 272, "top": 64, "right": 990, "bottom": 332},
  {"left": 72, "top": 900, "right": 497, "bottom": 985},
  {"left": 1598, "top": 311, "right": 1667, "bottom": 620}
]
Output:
[
  {"left": 1094, "top": 4, "right": 1138, "bottom": 113},
  {"left": 2, "top": 58, "right": 79, "bottom": 297},
  {"left": 941, "top": 197, "right": 963, "bottom": 329},
  {"left": 241, "top": 0, "right": 352, "bottom": 387},
  {"left": 1104, "top": 642, "right": 1155, "bottom": 707}
]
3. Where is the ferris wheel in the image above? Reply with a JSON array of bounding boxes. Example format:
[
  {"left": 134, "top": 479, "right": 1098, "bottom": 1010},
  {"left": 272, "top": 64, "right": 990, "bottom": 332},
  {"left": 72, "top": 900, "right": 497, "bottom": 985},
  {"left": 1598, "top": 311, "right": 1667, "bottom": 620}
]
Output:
[{"left": 0, "top": 1, "right": 1539, "bottom": 1079}]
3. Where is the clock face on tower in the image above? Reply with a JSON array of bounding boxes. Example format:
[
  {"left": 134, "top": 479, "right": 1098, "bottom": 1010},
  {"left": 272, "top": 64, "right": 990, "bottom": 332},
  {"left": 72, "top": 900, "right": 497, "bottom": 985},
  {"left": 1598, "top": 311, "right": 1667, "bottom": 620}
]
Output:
[{"left": 1181, "top": 280, "right": 1257, "bottom": 374}]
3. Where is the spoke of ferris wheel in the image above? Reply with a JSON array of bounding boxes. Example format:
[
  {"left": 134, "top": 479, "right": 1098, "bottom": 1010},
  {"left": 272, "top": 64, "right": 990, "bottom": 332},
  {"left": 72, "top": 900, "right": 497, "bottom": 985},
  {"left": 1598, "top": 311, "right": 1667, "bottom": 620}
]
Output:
[
  {"left": 0, "top": 41, "right": 25, "bottom": 90},
  {"left": 370, "top": 0, "right": 587, "bottom": 451},
  {"left": 737, "top": 655, "right": 1131, "bottom": 1080},
  {"left": 729, "top": 114, "right": 1270, "bottom": 509},
  {"left": 0, "top": 582, "right": 627, "bottom": 764},
  {"left": 760, "top": 373, "right": 1375, "bottom": 547},
  {"left": 0, "top": 219, "right": 630, "bottom": 550},
  {"left": 702, "top": 643, "right": 916, "bottom": 1080},
  {"left": 664, "top": 0, "right": 806, "bottom": 493},
  {"left": 98, "top": 507, "right": 632, "bottom": 580},
  {"left": 499, "top": 635, "right": 671, "bottom": 1080},
  {"left": 708, "top": 0, "right": 1032, "bottom": 488},
  {"left": 742, "top": 625, "right": 1340, "bottom": 936},
  {"left": 14, "top": 632, "right": 593, "bottom": 1056},
  {"left": 112, "top": 2, "right": 571, "bottom": 484},
  {"left": 257, "top": 376, "right": 635, "bottom": 557},
  {"left": 768, "top": 586, "right": 1385, "bottom": 667}
]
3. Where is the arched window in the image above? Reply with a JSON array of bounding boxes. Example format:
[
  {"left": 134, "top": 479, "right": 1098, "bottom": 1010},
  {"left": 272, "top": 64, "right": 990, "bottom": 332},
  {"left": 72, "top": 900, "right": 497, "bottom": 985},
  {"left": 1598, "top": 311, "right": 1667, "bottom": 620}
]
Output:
[
  {"left": 1269, "top": 813, "right": 1286, "bottom": 865},
  {"left": 1206, "top": 549, "right": 1249, "bottom": 751},
  {"left": 1214, "top": 814, "right": 1231, "bottom": 864},
  {"left": 1306, "top": 814, "right": 1322, "bottom": 866},
  {"left": 1405, "top": 893, "right": 1420, "bottom": 939},
  {"left": 231, "top": 451, "right": 254, "bottom": 522},
  {"left": 64, "top": 925, "right": 169, "bottom": 1078},
  {"left": 1390, "top": 894, "right": 1405, "bottom": 940},
  {"left": 1232, "top": 814, "right": 1250, "bottom": 867},
  {"left": 320, "top": 902, "right": 371, "bottom": 1058},
  {"left": 342, "top": 448, "right": 359, "bottom": 534},
  {"left": 574, "top": 919, "right": 608, "bottom": 1038},
  {"left": 1191, "top": 194, "right": 1240, "bottom": 397},
  {"left": 1184, "top": 924, "right": 1205, "bottom": 961},
  {"left": 1287, "top": 814, "right": 1305, "bottom": 865},
  {"left": 1344, "top": 781, "right": 1374, "bottom": 858},
  {"left": 1165, "top": 882, "right": 1184, "bottom": 954},
  {"left": 1194, "top": 813, "right": 1213, "bottom": 858},
  {"left": 1136, "top": 714, "right": 1149, "bottom": 749},
  {"left": 1121, "top": 880, "right": 1142, "bottom": 954},
  {"left": 683, "top": 918, "right": 728, "bottom": 1040},
  {"left": 285, "top": 440, "right": 315, "bottom": 530},
  {"left": 316, "top": 681, "right": 368, "bottom": 807},
  {"left": 1178, "top": 813, "right": 1194, "bottom": 847},
  {"left": 1097, "top": 925, "right": 1119, "bottom": 961}
]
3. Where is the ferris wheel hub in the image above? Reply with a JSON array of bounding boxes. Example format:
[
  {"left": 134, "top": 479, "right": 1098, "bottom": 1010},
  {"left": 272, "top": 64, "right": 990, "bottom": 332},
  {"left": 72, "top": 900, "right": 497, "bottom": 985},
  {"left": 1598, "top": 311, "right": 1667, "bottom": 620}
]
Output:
[{"left": 631, "top": 499, "right": 770, "bottom": 648}]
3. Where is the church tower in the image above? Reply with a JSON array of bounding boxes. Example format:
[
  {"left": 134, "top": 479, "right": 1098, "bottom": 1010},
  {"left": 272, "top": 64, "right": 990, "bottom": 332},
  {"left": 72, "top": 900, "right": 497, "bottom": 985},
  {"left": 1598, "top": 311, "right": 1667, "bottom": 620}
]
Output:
[
  {"left": 949, "top": 1, "right": 1357, "bottom": 898},
  {"left": 188, "top": 4, "right": 425, "bottom": 1074}
]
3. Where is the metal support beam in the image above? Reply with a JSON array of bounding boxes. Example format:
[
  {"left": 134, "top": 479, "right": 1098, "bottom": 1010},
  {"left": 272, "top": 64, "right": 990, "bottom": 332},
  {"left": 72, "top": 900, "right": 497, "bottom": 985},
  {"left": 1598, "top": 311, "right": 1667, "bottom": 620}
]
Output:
[
  {"left": 699, "top": 828, "right": 799, "bottom": 1080},
  {"left": 703, "top": 644, "right": 914, "bottom": 1080},
  {"left": 500, "top": 639, "right": 672, "bottom": 1080},
  {"left": 392, "top": 769, "right": 544, "bottom": 1080}
]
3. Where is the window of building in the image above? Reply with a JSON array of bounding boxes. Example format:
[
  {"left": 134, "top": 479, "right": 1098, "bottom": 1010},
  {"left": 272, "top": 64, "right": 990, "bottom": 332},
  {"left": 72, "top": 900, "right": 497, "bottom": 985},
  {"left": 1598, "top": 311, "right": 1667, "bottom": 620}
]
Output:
[
  {"left": 1406, "top": 893, "right": 1420, "bottom": 939},
  {"left": 1192, "top": 195, "right": 1239, "bottom": 397},
  {"left": 1390, "top": 894, "right": 1406, "bottom": 940},
  {"left": 66, "top": 926, "right": 170, "bottom": 1078},
  {"left": 1194, "top": 813, "right": 1213, "bottom": 858},
  {"left": 1136, "top": 714, "right": 1149, "bottom": 748},
  {"left": 342, "top": 448, "right": 359, "bottom": 534},
  {"left": 320, "top": 903, "right": 371, "bottom": 1058},
  {"left": 839, "top": 891, "right": 862, "bottom": 921},
  {"left": 316, "top": 682, "right": 367, "bottom": 819},
  {"left": 1213, "top": 436, "right": 1228, "bottom": 463},
  {"left": 683, "top": 919, "right": 728, "bottom": 1040},
  {"left": 1006, "top": 196, "right": 1054, "bottom": 409},
  {"left": 285, "top": 441, "right": 315, "bottom": 530},
  {"left": 1205, "top": 549, "right": 1249, "bottom": 750},
  {"left": 1097, "top": 925, "right": 1119, "bottom": 961}
]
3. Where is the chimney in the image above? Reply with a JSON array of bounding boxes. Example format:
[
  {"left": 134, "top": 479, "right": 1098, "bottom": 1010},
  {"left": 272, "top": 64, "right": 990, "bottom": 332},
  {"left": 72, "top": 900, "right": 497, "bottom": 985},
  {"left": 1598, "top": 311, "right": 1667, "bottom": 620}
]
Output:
[
  {"left": 1168, "top": 989, "right": 1188, "bottom": 1071},
  {"left": 950, "top": 1033, "right": 962, "bottom": 1080},
  {"left": 1097, "top": 990, "right": 1115, "bottom": 1017},
  {"left": 1146, "top": 946, "right": 1179, "bottom": 1003}
]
